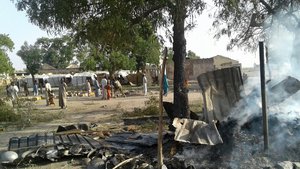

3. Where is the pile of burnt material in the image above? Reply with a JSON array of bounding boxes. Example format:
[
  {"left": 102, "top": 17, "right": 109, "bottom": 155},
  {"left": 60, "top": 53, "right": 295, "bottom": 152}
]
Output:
[
  {"left": 268, "top": 76, "right": 300, "bottom": 104},
  {"left": 0, "top": 123, "right": 174, "bottom": 168},
  {"left": 168, "top": 76, "right": 300, "bottom": 168}
]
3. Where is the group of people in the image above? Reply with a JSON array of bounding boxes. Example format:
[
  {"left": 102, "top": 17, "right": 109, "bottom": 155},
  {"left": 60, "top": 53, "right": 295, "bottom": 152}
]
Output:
[
  {"left": 5, "top": 73, "right": 153, "bottom": 109},
  {"left": 44, "top": 78, "right": 67, "bottom": 109},
  {"left": 86, "top": 75, "right": 126, "bottom": 100}
]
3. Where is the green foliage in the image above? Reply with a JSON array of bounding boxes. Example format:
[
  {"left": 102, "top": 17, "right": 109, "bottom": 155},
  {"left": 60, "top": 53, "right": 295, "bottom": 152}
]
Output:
[
  {"left": 80, "top": 57, "right": 98, "bottom": 71},
  {"left": 0, "top": 100, "right": 19, "bottom": 122},
  {"left": 123, "top": 105, "right": 159, "bottom": 118},
  {"left": 14, "top": 0, "right": 207, "bottom": 117},
  {"left": 0, "top": 34, "right": 14, "bottom": 74},
  {"left": 132, "top": 34, "right": 161, "bottom": 70},
  {"left": 30, "top": 110, "right": 65, "bottom": 123},
  {"left": 17, "top": 42, "right": 42, "bottom": 76},
  {"left": 187, "top": 50, "right": 200, "bottom": 59},
  {"left": 101, "top": 50, "right": 136, "bottom": 75},
  {"left": 212, "top": 0, "right": 299, "bottom": 50},
  {"left": 123, "top": 96, "right": 159, "bottom": 117},
  {"left": 144, "top": 96, "right": 159, "bottom": 107},
  {"left": 35, "top": 36, "right": 74, "bottom": 69}
]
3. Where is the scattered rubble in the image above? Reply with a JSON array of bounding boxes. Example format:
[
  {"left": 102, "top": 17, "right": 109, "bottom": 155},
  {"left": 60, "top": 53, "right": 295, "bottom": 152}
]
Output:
[
  {"left": 172, "top": 118, "right": 223, "bottom": 145},
  {"left": 2, "top": 74, "right": 300, "bottom": 168}
]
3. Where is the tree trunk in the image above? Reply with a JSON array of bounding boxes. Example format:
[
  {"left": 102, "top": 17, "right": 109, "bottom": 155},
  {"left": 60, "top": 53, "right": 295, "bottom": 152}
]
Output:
[{"left": 172, "top": 0, "right": 190, "bottom": 118}]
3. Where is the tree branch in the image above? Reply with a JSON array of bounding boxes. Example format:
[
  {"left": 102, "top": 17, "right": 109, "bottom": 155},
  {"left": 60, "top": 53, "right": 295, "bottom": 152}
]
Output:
[
  {"left": 259, "top": 0, "right": 275, "bottom": 14},
  {"left": 131, "top": 3, "right": 166, "bottom": 24}
]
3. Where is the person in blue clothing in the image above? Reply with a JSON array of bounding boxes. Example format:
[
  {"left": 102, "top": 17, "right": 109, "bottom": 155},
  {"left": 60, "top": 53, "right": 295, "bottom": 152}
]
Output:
[{"left": 163, "top": 74, "right": 169, "bottom": 96}]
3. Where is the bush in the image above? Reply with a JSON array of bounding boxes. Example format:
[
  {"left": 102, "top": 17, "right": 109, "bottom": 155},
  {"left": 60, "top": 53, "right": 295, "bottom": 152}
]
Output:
[
  {"left": 0, "top": 99, "right": 20, "bottom": 122},
  {"left": 123, "top": 96, "right": 160, "bottom": 118}
]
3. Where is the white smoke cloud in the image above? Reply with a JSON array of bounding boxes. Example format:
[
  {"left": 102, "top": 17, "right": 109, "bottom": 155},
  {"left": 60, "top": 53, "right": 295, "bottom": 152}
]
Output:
[{"left": 227, "top": 12, "right": 300, "bottom": 164}]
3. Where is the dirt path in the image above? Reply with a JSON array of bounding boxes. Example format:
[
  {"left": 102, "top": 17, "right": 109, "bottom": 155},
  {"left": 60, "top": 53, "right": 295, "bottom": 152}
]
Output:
[{"left": 0, "top": 91, "right": 202, "bottom": 150}]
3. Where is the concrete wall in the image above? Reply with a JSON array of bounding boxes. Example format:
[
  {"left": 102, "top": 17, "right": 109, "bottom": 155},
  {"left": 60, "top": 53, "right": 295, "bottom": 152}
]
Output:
[{"left": 213, "top": 55, "right": 241, "bottom": 69}]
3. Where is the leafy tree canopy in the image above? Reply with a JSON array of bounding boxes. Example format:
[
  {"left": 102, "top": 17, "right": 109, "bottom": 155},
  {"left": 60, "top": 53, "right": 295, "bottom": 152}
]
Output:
[
  {"left": 17, "top": 42, "right": 42, "bottom": 77},
  {"left": 14, "top": 0, "right": 207, "bottom": 121},
  {"left": 0, "top": 34, "right": 14, "bottom": 74},
  {"left": 212, "top": 0, "right": 300, "bottom": 50},
  {"left": 35, "top": 36, "right": 74, "bottom": 69},
  {"left": 187, "top": 50, "right": 200, "bottom": 59},
  {"left": 101, "top": 50, "right": 136, "bottom": 76},
  {"left": 166, "top": 48, "right": 199, "bottom": 60},
  {"left": 132, "top": 34, "right": 161, "bottom": 71}
]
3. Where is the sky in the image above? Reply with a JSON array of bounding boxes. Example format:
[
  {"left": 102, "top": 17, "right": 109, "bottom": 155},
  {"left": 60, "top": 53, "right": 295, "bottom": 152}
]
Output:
[{"left": 0, "top": 1, "right": 258, "bottom": 70}]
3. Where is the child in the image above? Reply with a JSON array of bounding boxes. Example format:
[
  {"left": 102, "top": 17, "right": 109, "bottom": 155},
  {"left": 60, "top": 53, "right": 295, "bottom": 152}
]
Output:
[
  {"left": 106, "top": 80, "right": 111, "bottom": 100},
  {"left": 48, "top": 90, "right": 55, "bottom": 105}
]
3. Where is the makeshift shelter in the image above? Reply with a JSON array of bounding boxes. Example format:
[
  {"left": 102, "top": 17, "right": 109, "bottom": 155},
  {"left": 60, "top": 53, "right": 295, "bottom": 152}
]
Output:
[
  {"left": 47, "top": 74, "right": 72, "bottom": 87},
  {"left": 20, "top": 74, "right": 49, "bottom": 87},
  {"left": 71, "top": 72, "right": 97, "bottom": 87}
]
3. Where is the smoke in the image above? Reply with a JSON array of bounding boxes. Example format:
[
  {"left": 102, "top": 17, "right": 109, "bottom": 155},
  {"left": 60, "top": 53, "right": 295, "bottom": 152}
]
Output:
[
  {"left": 175, "top": 10, "right": 300, "bottom": 169},
  {"left": 226, "top": 11, "right": 300, "bottom": 165}
]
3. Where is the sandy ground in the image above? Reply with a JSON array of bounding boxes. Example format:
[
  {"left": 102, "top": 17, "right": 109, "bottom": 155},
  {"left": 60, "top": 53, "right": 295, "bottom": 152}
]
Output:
[{"left": 0, "top": 90, "right": 202, "bottom": 151}]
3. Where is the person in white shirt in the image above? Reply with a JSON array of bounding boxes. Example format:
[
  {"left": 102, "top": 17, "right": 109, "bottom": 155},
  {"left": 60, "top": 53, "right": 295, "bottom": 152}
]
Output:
[
  {"left": 86, "top": 79, "right": 91, "bottom": 97},
  {"left": 101, "top": 76, "right": 108, "bottom": 100},
  {"left": 8, "top": 82, "right": 19, "bottom": 107},
  {"left": 44, "top": 80, "right": 52, "bottom": 106},
  {"left": 9, "top": 82, "right": 19, "bottom": 98},
  {"left": 142, "top": 74, "right": 147, "bottom": 96}
]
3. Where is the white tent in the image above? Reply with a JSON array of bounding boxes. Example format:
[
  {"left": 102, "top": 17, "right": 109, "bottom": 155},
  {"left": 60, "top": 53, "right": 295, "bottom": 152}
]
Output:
[
  {"left": 72, "top": 72, "right": 97, "bottom": 87},
  {"left": 48, "top": 74, "right": 72, "bottom": 87},
  {"left": 20, "top": 74, "right": 49, "bottom": 87}
]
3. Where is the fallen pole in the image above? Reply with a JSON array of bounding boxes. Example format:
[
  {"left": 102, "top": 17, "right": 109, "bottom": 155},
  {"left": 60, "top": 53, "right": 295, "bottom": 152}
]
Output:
[
  {"left": 259, "top": 41, "right": 269, "bottom": 151},
  {"left": 157, "top": 47, "right": 167, "bottom": 168}
]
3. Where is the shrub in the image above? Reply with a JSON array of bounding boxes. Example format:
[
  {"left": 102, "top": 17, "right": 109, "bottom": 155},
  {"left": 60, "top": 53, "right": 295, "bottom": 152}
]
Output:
[{"left": 0, "top": 99, "right": 20, "bottom": 122}]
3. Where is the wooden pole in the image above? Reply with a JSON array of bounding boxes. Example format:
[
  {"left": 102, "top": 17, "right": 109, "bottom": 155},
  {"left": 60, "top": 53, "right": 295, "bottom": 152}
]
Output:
[
  {"left": 157, "top": 47, "right": 167, "bottom": 168},
  {"left": 259, "top": 41, "right": 269, "bottom": 151}
]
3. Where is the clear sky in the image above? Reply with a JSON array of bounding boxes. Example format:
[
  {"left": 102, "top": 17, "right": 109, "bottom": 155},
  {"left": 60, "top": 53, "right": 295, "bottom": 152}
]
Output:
[{"left": 0, "top": 1, "right": 257, "bottom": 70}]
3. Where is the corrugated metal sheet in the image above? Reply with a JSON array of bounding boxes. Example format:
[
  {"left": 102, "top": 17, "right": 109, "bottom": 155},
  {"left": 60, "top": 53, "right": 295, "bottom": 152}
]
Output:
[
  {"left": 8, "top": 132, "right": 102, "bottom": 160},
  {"left": 173, "top": 118, "right": 223, "bottom": 145}
]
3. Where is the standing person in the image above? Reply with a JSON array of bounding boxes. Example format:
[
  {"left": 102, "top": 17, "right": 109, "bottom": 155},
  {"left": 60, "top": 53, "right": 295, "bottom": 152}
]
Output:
[
  {"left": 48, "top": 90, "right": 55, "bottom": 105},
  {"left": 59, "top": 78, "right": 67, "bottom": 109},
  {"left": 94, "top": 76, "right": 100, "bottom": 97},
  {"left": 6, "top": 84, "right": 10, "bottom": 98},
  {"left": 101, "top": 76, "right": 108, "bottom": 100},
  {"left": 23, "top": 82, "right": 29, "bottom": 96},
  {"left": 86, "top": 79, "right": 91, "bottom": 97},
  {"left": 106, "top": 80, "right": 112, "bottom": 100},
  {"left": 8, "top": 82, "right": 19, "bottom": 107},
  {"left": 33, "top": 80, "right": 39, "bottom": 96},
  {"left": 39, "top": 81, "right": 43, "bottom": 94},
  {"left": 163, "top": 74, "right": 169, "bottom": 96},
  {"left": 142, "top": 74, "right": 148, "bottom": 96},
  {"left": 183, "top": 79, "right": 189, "bottom": 93},
  {"left": 44, "top": 80, "right": 51, "bottom": 106}
]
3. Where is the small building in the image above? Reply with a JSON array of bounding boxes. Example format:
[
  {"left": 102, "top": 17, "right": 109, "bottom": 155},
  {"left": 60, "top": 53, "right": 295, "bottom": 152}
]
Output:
[
  {"left": 72, "top": 72, "right": 97, "bottom": 87},
  {"left": 39, "top": 63, "right": 80, "bottom": 74},
  {"left": 39, "top": 63, "right": 56, "bottom": 74},
  {"left": 166, "top": 55, "right": 241, "bottom": 80}
]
